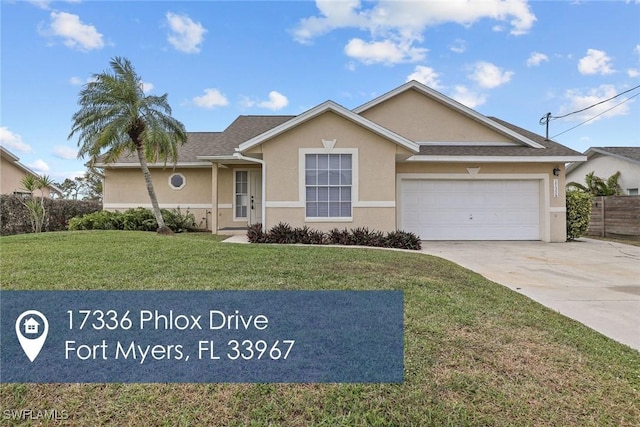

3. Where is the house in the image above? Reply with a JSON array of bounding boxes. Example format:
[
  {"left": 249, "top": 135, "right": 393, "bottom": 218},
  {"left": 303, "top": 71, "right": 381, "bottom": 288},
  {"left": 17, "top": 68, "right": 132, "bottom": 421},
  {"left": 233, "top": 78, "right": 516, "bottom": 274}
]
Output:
[
  {"left": 98, "top": 81, "right": 585, "bottom": 242},
  {"left": 24, "top": 317, "right": 39, "bottom": 334},
  {"left": 0, "top": 146, "right": 62, "bottom": 197},
  {"left": 566, "top": 147, "right": 640, "bottom": 195}
]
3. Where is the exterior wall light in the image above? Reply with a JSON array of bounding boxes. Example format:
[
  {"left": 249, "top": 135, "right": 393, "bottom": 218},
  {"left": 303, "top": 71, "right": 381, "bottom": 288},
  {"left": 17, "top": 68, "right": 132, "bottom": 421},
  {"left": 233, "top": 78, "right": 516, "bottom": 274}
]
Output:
[{"left": 553, "top": 167, "right": 561, "bottom": 176}]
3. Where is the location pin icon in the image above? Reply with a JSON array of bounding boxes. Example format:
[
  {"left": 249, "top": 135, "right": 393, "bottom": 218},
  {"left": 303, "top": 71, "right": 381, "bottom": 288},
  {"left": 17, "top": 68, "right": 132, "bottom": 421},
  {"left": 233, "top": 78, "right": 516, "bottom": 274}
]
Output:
[{"left": 15, "top": 310, "right": 49, "bottom": 362}]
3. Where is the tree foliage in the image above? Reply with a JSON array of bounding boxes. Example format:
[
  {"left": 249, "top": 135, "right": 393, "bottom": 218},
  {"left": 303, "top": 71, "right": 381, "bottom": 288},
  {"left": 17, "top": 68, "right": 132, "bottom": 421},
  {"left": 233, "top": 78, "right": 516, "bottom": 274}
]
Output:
[
  {"left": 69, "top": 57, "right": 186, "bottom": 234},
  {"left": 19, "top": 174, "right": 55, "bottom": 233},
  {"left": 566, "top": 190, "right": 592, "bottom": 241},
  {"left": 59, "top": 167, "right": 103, "bottom": 201},
  {"left": 567, "top": 171, "right": 622, "bottom": 196}
]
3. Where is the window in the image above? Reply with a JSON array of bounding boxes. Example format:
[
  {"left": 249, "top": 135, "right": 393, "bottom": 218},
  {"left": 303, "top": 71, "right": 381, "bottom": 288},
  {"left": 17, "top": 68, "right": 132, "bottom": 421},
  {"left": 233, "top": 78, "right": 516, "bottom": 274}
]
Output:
[
  {"left": 628, "top": 188, "right": 639, "bottom": 196},
  {"left": 235, "top": 170, "right": 248, "bottom": 219},
  {"left": 169, "top": 173, "right": 185, "bottom": 190},
  {"left": 305, "top": 154, "right": 352, "bottom": 218}
]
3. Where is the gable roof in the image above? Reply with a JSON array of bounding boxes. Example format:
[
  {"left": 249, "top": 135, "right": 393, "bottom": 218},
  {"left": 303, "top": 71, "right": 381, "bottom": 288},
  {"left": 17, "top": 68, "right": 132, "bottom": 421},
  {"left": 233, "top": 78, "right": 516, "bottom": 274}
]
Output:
[
  {"left": 565, "top": 146, "right": 640, "bottom": 174},
  {"left": 0, "top": 146, "right": 63, "bottom": 194},
  {"left": 354, "top": 80, "right": 546, "bottom": 149},
  {"left": 100, "top": 82, "right": 586, "bottom": 167},
  {"left": 236, "top": 101, "right": 419, "bottom": 153}
]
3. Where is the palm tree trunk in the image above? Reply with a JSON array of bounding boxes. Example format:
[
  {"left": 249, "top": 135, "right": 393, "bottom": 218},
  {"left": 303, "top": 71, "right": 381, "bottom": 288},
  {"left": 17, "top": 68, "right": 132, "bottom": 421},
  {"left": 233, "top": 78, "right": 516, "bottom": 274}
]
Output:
[{"left": 135, "top": 146, "right": 172, "bottom": 234}]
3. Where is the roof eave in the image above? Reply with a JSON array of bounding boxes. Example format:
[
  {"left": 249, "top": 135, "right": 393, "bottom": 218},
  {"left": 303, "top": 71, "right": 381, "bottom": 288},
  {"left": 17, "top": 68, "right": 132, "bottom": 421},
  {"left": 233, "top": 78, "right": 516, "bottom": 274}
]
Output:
[{"left": 405, "top": 155, "right": 588, "bottom": 163}]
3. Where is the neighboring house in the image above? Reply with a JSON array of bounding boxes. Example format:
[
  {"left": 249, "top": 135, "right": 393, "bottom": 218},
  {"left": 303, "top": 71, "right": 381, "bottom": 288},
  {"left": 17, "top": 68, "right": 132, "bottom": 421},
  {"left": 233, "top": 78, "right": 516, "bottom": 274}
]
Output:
[
  {"left": 98, "top": 81, "right": 585, "bottom": 242},
  {"left": 0, "top": 146, "right": 62, "bottom": 197},
  {"left": 566, "top": 147, "right": 640, "bottom": 195}
]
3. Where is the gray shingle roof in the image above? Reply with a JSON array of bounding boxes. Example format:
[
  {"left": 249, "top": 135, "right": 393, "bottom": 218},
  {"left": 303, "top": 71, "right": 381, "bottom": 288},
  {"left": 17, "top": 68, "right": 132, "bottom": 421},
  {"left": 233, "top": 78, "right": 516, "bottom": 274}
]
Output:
[
  {"left": 417, "top": 117, "right": 583, "bottom": 157},
  {"left": 109, "top": 115, "right": 294, "bottom": 164},
  {"left": 589, "top": 147, "right": 640, "bottom": 164},
  {"left": 107, "top": 113, "right": 582, "bottom": 165}
]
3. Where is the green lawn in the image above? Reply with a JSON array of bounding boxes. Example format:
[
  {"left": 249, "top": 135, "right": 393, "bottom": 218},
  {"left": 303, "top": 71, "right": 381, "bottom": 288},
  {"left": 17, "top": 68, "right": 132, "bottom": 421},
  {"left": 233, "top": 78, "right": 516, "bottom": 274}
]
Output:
[{"left": 1, "top": 231, "right": 639, "bottom": 426}]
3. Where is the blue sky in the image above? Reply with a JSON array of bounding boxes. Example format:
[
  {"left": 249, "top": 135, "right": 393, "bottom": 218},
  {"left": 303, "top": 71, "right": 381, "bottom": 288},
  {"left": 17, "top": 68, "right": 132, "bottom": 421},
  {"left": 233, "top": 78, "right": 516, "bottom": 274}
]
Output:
[{"left": 1, "top": 0, "right": 639, "bottom": 182}]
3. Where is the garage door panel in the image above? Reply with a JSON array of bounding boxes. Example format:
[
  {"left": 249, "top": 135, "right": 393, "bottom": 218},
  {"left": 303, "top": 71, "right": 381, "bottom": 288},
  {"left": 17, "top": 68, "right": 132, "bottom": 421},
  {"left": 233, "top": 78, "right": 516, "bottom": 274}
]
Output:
[{"left": 400, "top": 179, "right": 541, "bottom": 240}]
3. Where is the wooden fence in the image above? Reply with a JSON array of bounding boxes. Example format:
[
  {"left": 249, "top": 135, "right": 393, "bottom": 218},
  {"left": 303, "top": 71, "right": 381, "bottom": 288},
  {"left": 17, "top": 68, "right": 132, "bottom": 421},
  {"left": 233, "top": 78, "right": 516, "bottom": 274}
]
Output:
[{"left": 586, "top": 196, "right": 640, "bottom": 238}]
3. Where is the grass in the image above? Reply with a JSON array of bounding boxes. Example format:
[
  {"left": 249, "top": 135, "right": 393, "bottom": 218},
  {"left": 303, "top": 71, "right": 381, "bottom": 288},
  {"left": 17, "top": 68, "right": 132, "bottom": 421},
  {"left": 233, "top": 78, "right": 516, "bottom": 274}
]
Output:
[{"left": 1, "top": 231, "right": 639, "bottom": 426}]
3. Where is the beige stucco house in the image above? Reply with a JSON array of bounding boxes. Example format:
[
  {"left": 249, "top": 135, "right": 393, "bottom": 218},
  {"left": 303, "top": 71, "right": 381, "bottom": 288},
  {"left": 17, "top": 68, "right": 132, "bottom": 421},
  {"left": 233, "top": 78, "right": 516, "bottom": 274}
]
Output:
[
  {"left": 98, "top": 81, "right": 586, "bottom": 242},
  {"left": 1, "top": 146, "right": 61, "bottom": 198},
  {"left": 566, "top": 147, "right": 640, "bottom": 196}
]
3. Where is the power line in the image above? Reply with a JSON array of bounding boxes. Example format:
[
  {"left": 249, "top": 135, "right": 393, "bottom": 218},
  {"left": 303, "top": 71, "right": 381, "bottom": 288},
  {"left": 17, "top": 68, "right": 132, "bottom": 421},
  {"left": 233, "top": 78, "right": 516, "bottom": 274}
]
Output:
[
  {"left": 539, "top": 84, "right": 640, "bottom": 139},
  {"left": 550, "top": 91, "right": 640, "bottom": 138}
]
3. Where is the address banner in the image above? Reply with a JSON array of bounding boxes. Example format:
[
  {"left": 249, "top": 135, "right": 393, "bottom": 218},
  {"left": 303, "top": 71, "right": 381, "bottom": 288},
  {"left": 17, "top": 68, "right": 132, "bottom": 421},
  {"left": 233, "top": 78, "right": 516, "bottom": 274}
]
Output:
[{"left": 0, "top": 290, "right": 403, "bottom": 383}]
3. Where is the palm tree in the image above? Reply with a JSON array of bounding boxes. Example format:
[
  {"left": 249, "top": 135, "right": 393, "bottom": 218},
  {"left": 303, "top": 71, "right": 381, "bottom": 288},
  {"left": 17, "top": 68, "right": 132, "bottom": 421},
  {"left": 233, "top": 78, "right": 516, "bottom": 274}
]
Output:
[
  {"left": 567, "top": 171, "right": 622, "bottom": 196},
  {"left": 69, "top": 57, "right": 187, "bottom": 234}
]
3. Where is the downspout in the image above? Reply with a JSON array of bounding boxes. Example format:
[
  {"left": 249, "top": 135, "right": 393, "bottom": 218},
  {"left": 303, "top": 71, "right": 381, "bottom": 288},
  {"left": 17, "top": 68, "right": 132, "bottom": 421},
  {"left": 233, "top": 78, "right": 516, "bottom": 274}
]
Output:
[{"left": 233, "top": 152, "right": 266, "bottom": 228}]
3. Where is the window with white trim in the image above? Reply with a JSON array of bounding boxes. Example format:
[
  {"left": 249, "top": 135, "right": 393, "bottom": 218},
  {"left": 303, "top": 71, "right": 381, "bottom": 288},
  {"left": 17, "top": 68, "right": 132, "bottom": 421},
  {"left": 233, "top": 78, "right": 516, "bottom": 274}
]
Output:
[
  {"left": 169, "top": 173, "right": 186, "bottom": 190},
  {"left": 234, "top": 170, "right": 248, "bottom": 219},
  {"left": 305, "top": 154, "right": 352, "bottom": 218}
]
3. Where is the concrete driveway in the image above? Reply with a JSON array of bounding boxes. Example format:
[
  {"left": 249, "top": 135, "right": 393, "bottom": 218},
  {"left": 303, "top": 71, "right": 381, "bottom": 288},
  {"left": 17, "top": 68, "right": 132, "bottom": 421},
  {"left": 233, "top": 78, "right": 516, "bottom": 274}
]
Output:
[{"left": 421, "top": 238, "right": 640, "bottom": 351}]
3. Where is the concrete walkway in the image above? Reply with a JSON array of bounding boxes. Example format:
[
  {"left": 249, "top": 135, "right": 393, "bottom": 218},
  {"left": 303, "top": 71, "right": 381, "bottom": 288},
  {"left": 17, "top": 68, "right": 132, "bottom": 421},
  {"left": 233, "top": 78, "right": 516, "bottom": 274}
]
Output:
[{"left": 421, "top": 238, "right": 640, "bottom": 351}]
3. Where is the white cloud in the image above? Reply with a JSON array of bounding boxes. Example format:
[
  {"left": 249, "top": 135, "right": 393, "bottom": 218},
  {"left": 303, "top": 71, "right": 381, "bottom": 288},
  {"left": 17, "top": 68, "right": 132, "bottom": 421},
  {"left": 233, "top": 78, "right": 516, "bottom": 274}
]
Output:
[
  {"left": 449, "top": 39, "right": 466, "bottom": 54},
  {"left": 526, "top": 51, "right": 549, "bottom": 67},
  {"left": 344, "top": 38, "right": 426, "bottom": 64},
  {"left": 258, "top": 91, "right": 289, "bottom": 111},
  {"left": 559, "top": 85, "right": 632, "bottom": 123},
  {"left": 292, "top": 0, "right": 535, "bottom": 65},
  {"left": 141, "top": 81, "right": 154, "bottom": 93},
  {"left": 578, "top": 49, "right": 615, "bottom": 75},
  {"left": 469, "top": 61, "right": 513, "bottom": 89},
  {"left": 192, "top": 88, "right": 229, "bottom": 109},
  {"left": 69, "top": 76, "right": 84, "bottom": 85},
  {"left": 28, "top": 159, "right": 50, "bottom": 174},
  {"left": 69, "top": 76, "right": 98, "bottom": 86},
  {"left": 628, "top": 69, "right": 640, "bottom": 78},
  {"left": 294, "top": 0, "right": 535, "bottom": 43},
  {"left": 0, "top": 127, "right": 31, "bottom": 153},
  {"left": 635, "top": 44, "right": 640, "bottom": 55},
  {"left": 43, "top": 11, "right": 104, "bottom": 51},
  {"left": 166, "top": 12, "right": 207, "bottom": 54},
  {"left": 407, "top": 65, "right": 442, "bottom": 89},
  {"left": 243, "top": 91, "right": 290, "bottom": 111},
  {"left": 450, "top": 85, "right": 486, "bottom": 109},
  {"left": 53, "top": 146, "right": 77, "bottom": 160}
]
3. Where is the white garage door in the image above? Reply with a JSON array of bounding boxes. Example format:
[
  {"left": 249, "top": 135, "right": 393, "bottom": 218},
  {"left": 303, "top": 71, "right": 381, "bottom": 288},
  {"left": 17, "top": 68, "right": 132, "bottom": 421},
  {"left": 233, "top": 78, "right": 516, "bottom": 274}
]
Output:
[{"left": 400, "top": 180, "right": 540, "bottom": 240}]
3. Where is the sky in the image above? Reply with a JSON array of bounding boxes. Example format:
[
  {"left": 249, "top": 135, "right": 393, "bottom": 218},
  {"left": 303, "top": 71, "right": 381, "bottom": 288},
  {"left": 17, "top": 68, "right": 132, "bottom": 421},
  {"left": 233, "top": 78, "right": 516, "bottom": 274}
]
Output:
[{"left": 1, "top": 0, "right": 639, "bottom": 183}]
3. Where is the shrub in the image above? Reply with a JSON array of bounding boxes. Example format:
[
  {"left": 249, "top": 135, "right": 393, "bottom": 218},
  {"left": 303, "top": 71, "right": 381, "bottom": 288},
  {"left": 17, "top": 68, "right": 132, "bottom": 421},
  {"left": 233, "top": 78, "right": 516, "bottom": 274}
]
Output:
[
  {"left": 566, "top": 190, "right": 592, "bottom": 240},
  {"left": 327, "top": 228, "right": 352, "bottom": 245},
  {"left": 267, "top": 222, "right": 296, "bottom": 244},
  {"left": 68, "top": 207, "right": 200, "bottom": 233},
  {"left": 350, "top": 227, "right": 385, "bottom": 247},
  {"left": 121, "top": 207, "right": 157, "bottom": 231},
  {"left": 1, "top": 195, "right": 100, "bottom": 236},
  {"left": 68, "top": 210, "right": 121, "bottom": 230},
  {"left": 384, "top": 230, "right": 422, "bottom": 250},
  {"left": 247, "top": 223, "right": 267, "bottom": 243},
  {"left": 161, "top": 208, "right": 199, "bottom": 233},
  {"left": 248, "top": 223, "right": 422, "bottom": 250}
]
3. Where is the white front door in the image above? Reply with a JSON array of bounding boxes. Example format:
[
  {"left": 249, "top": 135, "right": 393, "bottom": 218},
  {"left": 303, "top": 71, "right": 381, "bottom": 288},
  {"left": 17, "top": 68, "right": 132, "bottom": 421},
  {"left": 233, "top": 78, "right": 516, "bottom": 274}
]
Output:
[{"left": 249, "top": 170, "right": 262, "bottom": 225}]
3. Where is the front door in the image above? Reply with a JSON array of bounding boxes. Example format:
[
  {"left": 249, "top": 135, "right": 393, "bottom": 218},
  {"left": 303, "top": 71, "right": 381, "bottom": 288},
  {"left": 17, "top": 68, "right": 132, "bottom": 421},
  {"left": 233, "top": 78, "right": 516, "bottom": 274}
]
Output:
[{"left": 249, "top": 170, "right": 262, "bottom": 225}]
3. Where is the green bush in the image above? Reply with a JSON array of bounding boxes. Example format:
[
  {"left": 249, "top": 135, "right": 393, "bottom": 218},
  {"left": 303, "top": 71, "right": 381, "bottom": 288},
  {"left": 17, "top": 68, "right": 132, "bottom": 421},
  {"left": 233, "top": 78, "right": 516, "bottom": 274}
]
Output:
[
  {"left": 248, "top": 223, "right": 422, "bottom": 250},
  {"left": 162, "top": 207, "right": 199, "bottom": 233},
  {"left": 1, "top": 195, "right": 101, "bottom": 236},
  {"left": 566, "top": 190, "right": 592, "bottom": 240},
  {"left": 68, "top": 207, "right": 199, "bottom": 233},
  {"left": 68, "top": 210, "right": 121, "bottom": 230}
]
